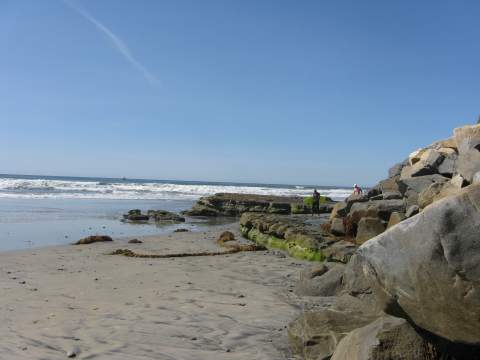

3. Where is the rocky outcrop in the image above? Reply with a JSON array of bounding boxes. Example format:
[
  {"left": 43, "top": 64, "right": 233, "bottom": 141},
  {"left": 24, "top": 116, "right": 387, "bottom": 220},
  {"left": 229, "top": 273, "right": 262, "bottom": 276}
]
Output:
[
  {"left": 344, "top": 184, "right": 480, "bottom": 345},
  {"left": 325, "top": 124, "right": 480, "bottom": 245},
  {"left": 240, "top": 212, "right": 356, "bottom": 262},
  {"left": 287, "top": 123, "right": 480, "bottom": 360},
  {"left": 123, "top": 209, "right": 185, "bottom": 223},
  {"left": 184, "top": 193, "right": 335, "bottom": 217}
]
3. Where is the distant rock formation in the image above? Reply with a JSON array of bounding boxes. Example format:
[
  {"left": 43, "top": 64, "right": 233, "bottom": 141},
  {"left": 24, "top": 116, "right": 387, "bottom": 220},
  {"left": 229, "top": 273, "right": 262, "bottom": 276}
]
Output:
[{"left": 183, "top": 193, "right": 335, "bottom": 217}]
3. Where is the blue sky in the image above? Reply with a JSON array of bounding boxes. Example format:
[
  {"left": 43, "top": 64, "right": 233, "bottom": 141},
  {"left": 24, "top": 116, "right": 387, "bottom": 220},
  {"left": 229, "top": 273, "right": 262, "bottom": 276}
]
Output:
[{"left": 1, "top": 0, "right": 479, "bottom": 186}]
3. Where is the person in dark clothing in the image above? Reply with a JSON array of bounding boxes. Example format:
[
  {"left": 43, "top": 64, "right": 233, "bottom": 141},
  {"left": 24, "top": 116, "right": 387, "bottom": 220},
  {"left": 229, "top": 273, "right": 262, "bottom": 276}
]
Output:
[{"left": 312, "top": 189, "right": 321, "bottom": 215}]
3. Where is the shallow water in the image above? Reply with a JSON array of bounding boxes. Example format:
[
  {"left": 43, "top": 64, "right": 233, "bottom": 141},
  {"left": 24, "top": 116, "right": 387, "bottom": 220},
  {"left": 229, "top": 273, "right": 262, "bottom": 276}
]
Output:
[{"left": 0, "top": 198, "right": 217, "bottom": 251}]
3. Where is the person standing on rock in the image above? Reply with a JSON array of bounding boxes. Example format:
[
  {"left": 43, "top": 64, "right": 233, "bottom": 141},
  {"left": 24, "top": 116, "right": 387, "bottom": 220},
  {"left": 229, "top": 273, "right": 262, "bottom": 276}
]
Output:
[
  {"left": 312, "top": 189, "right": 320, "bottom": 215},
  {"left": 353, "top": 184, "right": 363, "bottom": 195}
]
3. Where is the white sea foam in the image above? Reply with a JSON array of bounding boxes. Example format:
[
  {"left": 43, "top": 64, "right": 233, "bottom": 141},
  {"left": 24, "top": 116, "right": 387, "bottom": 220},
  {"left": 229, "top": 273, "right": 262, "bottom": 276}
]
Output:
[{"left": 0, "top": 177, "right": 352, "bottom": 201}]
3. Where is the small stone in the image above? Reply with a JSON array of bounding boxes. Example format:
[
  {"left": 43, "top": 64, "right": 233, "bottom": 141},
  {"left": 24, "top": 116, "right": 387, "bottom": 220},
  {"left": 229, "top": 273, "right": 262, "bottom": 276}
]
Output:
[{"left": 67, "top": 350, "right": 77, "bottom": 358}]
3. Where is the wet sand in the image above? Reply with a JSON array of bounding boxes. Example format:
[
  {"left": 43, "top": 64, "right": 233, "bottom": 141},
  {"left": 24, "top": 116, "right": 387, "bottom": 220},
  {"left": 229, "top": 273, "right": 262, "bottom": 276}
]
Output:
[{"left": 0, "top": 223, "right": 307, "bottom": 359}]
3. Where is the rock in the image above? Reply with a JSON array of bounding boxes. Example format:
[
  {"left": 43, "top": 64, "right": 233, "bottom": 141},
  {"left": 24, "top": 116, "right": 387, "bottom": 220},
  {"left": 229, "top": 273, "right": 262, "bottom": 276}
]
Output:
[
  {"left": 288, "top": 308, "right": 377, "bottom": 360},
  {"left": 388, "top": 161, "right": 406, "bottom": 178},
  {"left": 350, "top": 184, "right": 480, "bottom": 345},
  {"left": 456, "top": 149, "right": 480, "bottom": 183},
  {"left": 123, "top": 213, "right": 149, "bottom": 221},
  {"left": 386, "top": 212, "right": 405, "bottom": 229},
  {"left": 240, "top": 212, "right": 351, "bottom": 262},
  {"left": 451, "top": 174, "right": 467, "bottom": 189},
  {"left": 378, "top": 177, "right": 403, "bottom": 194},
  {"left": 331, "top": 315, "right": 436, "bottom": 360},
  {"left": 184, "top": 193, "right": 334, "bottom": 216},
  {"left": 380, "top": 191, "right": 402, "bottom": 200},
  {"left": 217, "top": 231, "right": 235, "bottom": 244},
  {"left": 355, "top": 217, "right": 385, "bottom": 245},
  {"left": 295, "top": 263, "right": 346, "bottom": 297},
  {"left": 74, "top": 235, "right": 113, "bottom": 245},
  {"left": 454, "top": 124, "right": 480, "bottom": 154},
  {"left": 322, "top": 241, "right": 357, "bottom": 263},
  {"left": 438, "top": 152, "right": 457, "bottom": 177},
  {"left": 473, "top": 172, "right": 480, "bottom": 185},
  {"left": 399, "top": 174, "right": 449, "bottom": 194},
  {"left": 405, "top": 205, "right": 419, "bottom": 217},
  {"left": 330, "top": 217, "right": 345, "bottom": 236},
  {"left": 349, "top": 200, "right": 406, "bottom": 223},
  {"left": 67, "top": 350, "right": 77, "bottom": 358},
  {"left": 330, "top": 202, "right": 349, "bottom": 220},
  {"left": 128, "top": 239, "right": 142, "bottom": 244},
  {"left": 148, "top": 210, "right": 185, "bottom": 222},
  {"left": 402, "top": 149, "right": 445, "bottom": 178},
  {"left": 408, "top": 148, "right": 426, "bottom": 166},
  {"left": 173, "top": 228, "right": 189, "bottom": 232},
  {"left": 418, "top": 182, "right": 446, "bottom": 209}
]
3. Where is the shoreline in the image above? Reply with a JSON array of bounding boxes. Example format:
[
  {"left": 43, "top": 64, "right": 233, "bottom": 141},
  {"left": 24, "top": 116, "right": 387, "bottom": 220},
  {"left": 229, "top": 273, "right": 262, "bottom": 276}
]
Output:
[{"left": 0, "top": 222, "right": 309, "bottom": 359}]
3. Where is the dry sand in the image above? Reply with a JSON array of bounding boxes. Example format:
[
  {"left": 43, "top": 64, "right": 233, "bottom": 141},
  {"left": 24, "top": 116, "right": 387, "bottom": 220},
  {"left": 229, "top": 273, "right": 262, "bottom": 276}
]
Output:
[{"left": 0, "top": 224, "right": 308, "bottom": 359}]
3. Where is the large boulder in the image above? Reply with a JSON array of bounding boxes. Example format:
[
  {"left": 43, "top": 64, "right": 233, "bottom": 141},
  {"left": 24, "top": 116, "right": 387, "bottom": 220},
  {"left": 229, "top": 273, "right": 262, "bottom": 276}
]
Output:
[
  {"left": 401, "top": 149, "right": 445, "bottom": 178},
  {"left": 347, "top": 184, "right": 480, "bottom": 345},
  {"left": 295, "top": 263, "right": 345, "bottom": 297},
  {"left": 399, "top": 174, "right": 449, "bottom": 194},
  {"left": 330, "top": 217, "right": 346, "bottom": 236},
  {"left": 355, "top": 217, "right": 386, "bottom": 245},
  {"left": 288, "top": 306, "right": 377, "bottom": 360},
  {"left": 454, "top": 124, "right": 480, "bottom": 154},
  {"left": 456, "top": 149, "right": 480, "bottom": 183},
  {"left": 331, "top": 315, "right": 436, "bottom": 360}
]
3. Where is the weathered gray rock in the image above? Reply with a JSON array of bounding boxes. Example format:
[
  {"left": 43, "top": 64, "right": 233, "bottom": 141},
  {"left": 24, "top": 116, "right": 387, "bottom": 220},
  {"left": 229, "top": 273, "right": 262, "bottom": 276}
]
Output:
[
  {"left": 349, "top": 184, "right": 480, "bottom": 345},
  {"left": 288, "top": 308, "right": 377, "bottom": 360},
  {"left": 438, "top": 152, "right": 457, "bottom": 177},
  {"left": 184, "top": 193, "right": 334, "bottom": 216},
  {"left": 454, "top": 124, "right": 480, "bottom": 154},
  {"left": 388, "top": 161, "right": 406, "bottom": 178},
  {"left": 402, "top": 149, "right": 444, "bottom": 177},
  {"left": 349, "top": 200, "right": 406, "bottom": 223},
  {"left": 386, "top": 212, "right": 405, "bottom": 229},
  {"left": 330, "top": 217, "right": 346, "bottom": 236},
  {"left": 405, "top": 205, "right": 419, "bottom": 217},
  {"left": 295, "top": 263, "right": 345, "bottom": 297},
  {"left": 378, "top": 177, "right": 403, "bottom": 194},
  {"left": 330, "top": 202, "right": 349, "bottom": 220},
  {"left": 399, "top": 174, "right": 449, "bottom": 194},
  {"left": 331, "top": 315, "right": 436, "bottom": 360},
  {"left": 355, "top": 217, "right": 385, "bottom": 245},
  {"left": 456, "top": 149, "right": 480, "bottom": 183}
]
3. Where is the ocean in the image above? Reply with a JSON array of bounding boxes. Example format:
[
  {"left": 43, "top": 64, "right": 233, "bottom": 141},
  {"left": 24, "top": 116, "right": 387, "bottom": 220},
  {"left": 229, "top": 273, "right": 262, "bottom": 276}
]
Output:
[{"left": 0, "top": 174, "right": 351, "bottom": 251}]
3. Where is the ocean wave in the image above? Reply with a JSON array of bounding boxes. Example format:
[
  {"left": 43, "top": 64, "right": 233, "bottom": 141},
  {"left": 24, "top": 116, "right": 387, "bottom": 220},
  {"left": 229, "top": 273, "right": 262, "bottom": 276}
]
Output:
[{"left": 0, "top": 177, "right": 352, "bottom": 201}]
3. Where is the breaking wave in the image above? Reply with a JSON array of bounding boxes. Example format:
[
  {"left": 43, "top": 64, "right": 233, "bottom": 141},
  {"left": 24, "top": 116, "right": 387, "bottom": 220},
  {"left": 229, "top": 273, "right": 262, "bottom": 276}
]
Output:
[{"left": 0, "top": 176, "right": 352, "bottom": 201}]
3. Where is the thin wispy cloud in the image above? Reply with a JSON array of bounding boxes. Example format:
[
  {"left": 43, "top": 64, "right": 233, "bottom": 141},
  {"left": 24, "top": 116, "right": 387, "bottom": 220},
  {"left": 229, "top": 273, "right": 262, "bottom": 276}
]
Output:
[{"left": 63, "top": 0, "right": 158, "bottom": 84}]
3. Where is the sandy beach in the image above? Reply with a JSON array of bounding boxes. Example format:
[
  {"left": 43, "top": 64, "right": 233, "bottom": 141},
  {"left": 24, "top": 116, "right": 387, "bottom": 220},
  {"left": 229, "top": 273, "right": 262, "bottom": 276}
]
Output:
[{"left": 0, "top": 223, "right": 308, "bottom": 360}]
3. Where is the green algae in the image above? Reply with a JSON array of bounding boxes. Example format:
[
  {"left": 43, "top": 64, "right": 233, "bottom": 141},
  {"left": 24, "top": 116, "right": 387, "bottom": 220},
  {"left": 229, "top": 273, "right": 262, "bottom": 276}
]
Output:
[{"left": 241, "top": 226, "right": 324, "bottom": 262}]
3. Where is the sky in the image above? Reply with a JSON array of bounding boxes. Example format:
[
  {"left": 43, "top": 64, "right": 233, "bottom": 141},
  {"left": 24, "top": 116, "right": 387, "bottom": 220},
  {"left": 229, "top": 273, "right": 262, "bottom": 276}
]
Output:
[{"left": 0, "top": 0, "right": 479, "bottom": 186}]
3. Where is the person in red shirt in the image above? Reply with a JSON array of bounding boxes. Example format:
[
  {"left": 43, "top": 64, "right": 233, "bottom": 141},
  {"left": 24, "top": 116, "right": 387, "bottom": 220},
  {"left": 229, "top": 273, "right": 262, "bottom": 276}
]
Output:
[{"left": 353, "top": 184, "right": 363, "bottom": 195}]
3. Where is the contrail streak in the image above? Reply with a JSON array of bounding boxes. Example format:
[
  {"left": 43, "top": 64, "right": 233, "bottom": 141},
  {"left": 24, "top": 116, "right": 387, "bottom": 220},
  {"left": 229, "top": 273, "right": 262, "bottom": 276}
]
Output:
[{"left": 63, "top": 0, "right": 158, "bottom": 84}]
